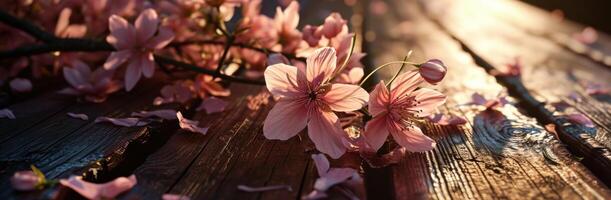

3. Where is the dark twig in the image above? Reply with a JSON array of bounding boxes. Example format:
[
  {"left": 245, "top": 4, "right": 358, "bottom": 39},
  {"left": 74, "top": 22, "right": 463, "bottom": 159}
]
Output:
[{"left": 154, "top": 55, "right": 265, "bottom": 85}]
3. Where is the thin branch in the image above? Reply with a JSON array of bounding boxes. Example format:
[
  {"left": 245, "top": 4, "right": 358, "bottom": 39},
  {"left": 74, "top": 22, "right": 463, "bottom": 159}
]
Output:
[
  {"left": 0, "top": 10, "right": 55, "bottom": 42},
  {"left": 169, "top": 40, "right": 305, "bottom": 61},
  {"left": 154, "top": 55, "right": 265, "bottom": 85},
  {"left": 216, "top": 36, "right": 233, "bottom": 73}
]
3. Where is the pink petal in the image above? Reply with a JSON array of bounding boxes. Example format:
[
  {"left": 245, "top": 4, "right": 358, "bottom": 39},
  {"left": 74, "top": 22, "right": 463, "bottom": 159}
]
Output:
[
  {"left": 267, "top": 53, "right": 290, "bottom": 65},
  {"left": 55, "top": 8, "right": 71, "bottom": 36},
  {"left": 162, "top": 194, "right": 191, "bottom": 200},
  {"left": 427, "top": 113, "right": 467, "bottom": 125},
  {"left": 363, "top": 115, "right": 390, "bottom": 151},
  {"left": 145, "top": 27, "right": 175, "bottom": 50},
  {"left": 131, "top": 109, "right": 177, "bottom": 120},
  {"left": 141, "top": 53, "right": 155, "bottom": 78},
  {"left": 103, "top": 50, "right": 132, "bottom": 70},
  {"left": 565, "top": 113, "right": 595, "bottom": 128},
  {"left": 94, "top": 117, "right": 149, "bottom": 127},
  {"left": 124, "top": 58, "right": 142, "bottom": 91},
  {"left": 282, "top": 1, "right": 300, "bottom": 30},
  {"left": 196, "top": 97, "right": 228, "bottom": 114},
  {"left": 390, "top": 71, "right": 423, "bottom": 100},
  {"left": 307, "top": 110, "right": 346, "bottom": 159},
  {"left": 11, "top": 171, "right": 40, "bottom": 191},
  {"left": 10, "top": 78, "right": 32, "bottom": 93},
  {"left": 263, "top": 64, "right": 300, "bottom": 99},
  {"left": 368, "top": 82, "right": 390, "bottom": 116},
  {"left": 389, "top": 124, "right": 435, "bottom": 152},
  {"left": 237, "top": 185, "right": 293, "bottom": 192},
  {"left": 314, "top": 168, "right": 356, "bottom": 191},
  {"left": 411, "top": 88, "right": 446, "bottom": 117},
  {"left": 135, "top": 9, "right": 159, "bottom": 43},
  {"left": 303, "top": 190, "right": 328, "bottom": 200},
  {"left": 361, "top": 146, "right": 407, "bottom": 168},
  {"left": 59, "top": 175, "right": 137, "bottom": 200},
  {"left": 347, "top": 67, "right": 364, "bottom": 83},
  {"left": 107, "top": 15, "right": 136, "bottom": 49},
  {"left": 311, "top": 153, "right": 330, "bottom": 176},
  {"left": 177, "top": 112, "right": 208, "bottom": 134},
  {"left": 0, "top": 108, "right": 16, "bottom": 119},
  {"left": 263, "top": 100, "right": 308, "bottom": 140},
  {"left": 62, "top": 25, "right": 87, "bottom": 38},
  {"left": 471, "top": 93, "right": 487, "bottom": 106},
  {"left": 63, "top": 67, "right": 88, "bottom": 88},
  {"left": 306, "top": 47, "right": 337, "bottom": 84},
  {"left": 323, "top": 83, "right": 368, "bottom": 112},
  {"left": 67, "top": 112, "right": 89, "bottom": 120}
]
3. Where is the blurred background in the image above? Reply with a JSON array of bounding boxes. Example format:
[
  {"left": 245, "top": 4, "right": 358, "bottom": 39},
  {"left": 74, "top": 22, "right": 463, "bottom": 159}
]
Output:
[{"left": 523, "top": 0, "right": 611, "bottom": 33}]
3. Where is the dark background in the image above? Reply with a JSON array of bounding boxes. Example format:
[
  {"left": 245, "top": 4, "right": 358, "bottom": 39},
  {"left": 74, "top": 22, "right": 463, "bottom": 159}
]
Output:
[{"left": 523, "top": 0, "right": 611, "bottom": 33}]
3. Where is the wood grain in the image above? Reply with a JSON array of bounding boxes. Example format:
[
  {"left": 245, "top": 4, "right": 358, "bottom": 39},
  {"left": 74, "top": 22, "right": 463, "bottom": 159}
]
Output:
[{"left": 366, "top": 0, "right": 611, "bottom": 199}]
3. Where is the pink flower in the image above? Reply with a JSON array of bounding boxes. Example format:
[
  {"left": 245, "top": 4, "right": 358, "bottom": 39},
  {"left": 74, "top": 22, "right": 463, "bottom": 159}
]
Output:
[
  {"left": 274, "top": 1, "right": 302, "bottom": 53},
  {"left": 154, "top": 81, "right": 194, "bottom": 105},
  {"left": 303, "top": 154, "right": 360, "bottom": 199},
  {"left": 418, "top": 59, "right": 447, "bottom": 85},
  {"left": 104, "top": 9, "right": 175, "bottom": 91},
  {"left": 162, "top": 194, "right": 191, "bottom": 200},
  {"left": 9, "top": 78, "right": 32, "bottom": 93},
  {"left": 55, "top": 8, "right": 87, "bottom": 38},
  {"left": 195, "top": 75, "right": 231, "bottom": 98},
  {"left": 320, "top": 13, "right": 347, "bottom": 38},
  {"left": 11, "top": 170, "right": 41, "bottom": 191},
  {"left": 196, "top": 97, "right": 228, "bottom": 114},
  {"left": 59, "top": 63, "right": 122, "bottom": 103},
  {"left": 59, "top": 175, "right": 137, "bottom": 200},
  {"left": 574, "top": 27, "right": 598, "bottom": 44},
  {"left": 302, "top": 25, "right": 322, "bottom": 47},
  {"left": 363, "top": 71, "right": 446, "bottom": 151},
  {"left": 177, "top": 112, "right": 209, "bottom": 134},
  {"left": 263, "top": 47, "right": 369, "bottom": 158}
]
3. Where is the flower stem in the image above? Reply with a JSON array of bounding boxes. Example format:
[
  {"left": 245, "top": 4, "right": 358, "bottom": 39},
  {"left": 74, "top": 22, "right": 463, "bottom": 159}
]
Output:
[
  {"left": 386, "top": 50, "right": 413, "bottom": 88},
  {"left": 359, "top": 61, "right": 420, "bottom": 87}
]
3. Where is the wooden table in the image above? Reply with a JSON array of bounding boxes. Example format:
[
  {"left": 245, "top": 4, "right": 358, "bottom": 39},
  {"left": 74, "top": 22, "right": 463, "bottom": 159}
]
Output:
[{"left": 1, "top": 0, "right": 610, "bottom": 199}]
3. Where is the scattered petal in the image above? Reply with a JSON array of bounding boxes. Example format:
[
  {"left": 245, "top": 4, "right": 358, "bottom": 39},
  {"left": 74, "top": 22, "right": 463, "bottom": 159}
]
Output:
[
  {"left": 94, "top": 117, "right": 149, "bottom": 127},
  {"left": 177, "top": 112, "right": 208, "bottom": 134},
  {"left": 427, "top": 113, "right": 467, "bottom": 125},
  {"left": 67, "top": 112, "right": 89, "bottom": 120},
  {"left": 59, "top": 175, "right": 137, "bottom": 200},
  {"left": 10, "top": 78, "right": 32, "bottom": 93},
  {"left": 162, "top": 194, "right": 190, "bottom": 200},
  {"left": 131, "top": 109, "right": 177, "bottom": 120},
  {"left": 11, "top": 171, "right": 41, "bottom": 191},
  {"left": 0, "top": 108, "right": 16, "bottom": 119},
  {"left": 196, "top": 97, "right": 228, "bottom": 114},
  {"left": 237, "top": 185, "right": 293, "bottom": 192},
  {"left": 360, "top": 146, "right": 407, "bottom": 168},
  {"left": 564, "top": 113, "right": 595, "bottom": 128}
]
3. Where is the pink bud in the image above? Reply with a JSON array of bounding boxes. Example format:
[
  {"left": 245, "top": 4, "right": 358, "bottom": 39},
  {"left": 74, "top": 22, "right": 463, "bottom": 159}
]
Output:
[
  {"left": 11, "top": 171, "right": 41, "bottom": 191},
  {"left": 9, "top": 78, "right": 32, "bottom": 93},
  {"left": 419, "top": 59, "right": 447, "bottom": 84},
  {"left": 321, "top": 13, "right": 346, "bottom": 38},
  {"left": 267, "top": 53, "right": 290, "bottom": 65},
  {"left": 302, "top": 25, "right": 322, "bottom": 47}
]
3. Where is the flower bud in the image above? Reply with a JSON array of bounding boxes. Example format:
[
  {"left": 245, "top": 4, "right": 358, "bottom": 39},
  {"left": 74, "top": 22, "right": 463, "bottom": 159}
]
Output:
[
  {"left": 419, "top": 59, "right": 446, "bottom": 84},
  {"left": 11, "top": 171, "right": 40, "bottom": 191},
  {"left": 302, "top": 25, "right": 322, "bottom": 47}
]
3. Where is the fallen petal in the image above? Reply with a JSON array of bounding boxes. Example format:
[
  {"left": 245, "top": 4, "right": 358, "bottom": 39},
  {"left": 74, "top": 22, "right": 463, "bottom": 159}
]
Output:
[
  {"left": 10, "top": 78, "right": 33, "bottom": 93},
  {"left": 0, "top": 108, "right": 16, "bottom": 119},
  {"left": 132, "top": 109, "right": 177, "bottom": 120},
  {"left": 162, "top": 194, "right": 191, "bottom": 200},
  {"left": 177, "top": 112, "right": 208, "bottom": 134},
  {"left": 196, "top": 97, "right": 228, "bottom": 114},
  {"left": 564, "top": 113, "right": 595, "bottom": 128},
  {"left": 67, "top": 112, "right": 89, "bottom": 120},
  {"left": 303, "top": 190, "right": 328, "bottom": 200},
  {"left": 59, "top": 175, "right": 137, "bottom": 200},
  {"left": 11, "top": 171, "right": 41, "bottom": 191},
  {"left": 94, "top": 117, "right": 149, "bottom": 127},
  {"left": 314, "top": 168, "right": 357, "bottom": 191},
  {"left": 360, "top": 146, "right": 407, "bottom": 168},
  {"left": 427, "top": 113, "right": 467, "bottom": 125},
  {"left": 237, "top": 185, "right": 293, "bottom": 192}
]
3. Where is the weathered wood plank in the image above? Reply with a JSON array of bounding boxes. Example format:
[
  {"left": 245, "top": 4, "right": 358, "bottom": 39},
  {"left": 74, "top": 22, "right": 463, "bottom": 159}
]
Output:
[
  {"left": 417, "top": 0, "right": 611, "bottom": 185},
  {"left": 0, "top": 76, "right": 172, "bottom": 198},
  {"left": 366, "top": 0, "right": 611, "bottom": 199}
]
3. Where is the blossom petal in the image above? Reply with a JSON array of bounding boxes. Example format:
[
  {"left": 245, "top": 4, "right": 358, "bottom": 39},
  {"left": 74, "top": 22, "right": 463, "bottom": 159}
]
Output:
[
  {"left": 283, "top": 1, "right": 300, "bottom": 30},
  {"left": 263, "top": 100, "right": 308, "bottom": 140},
  {"left": 131, "top": 109, "right": 177, "bottom": 120},
  {"left": 323, "top": 83, "right": 368, "bottom": 112},
  {"left": 363, "top": 115, "right": 390, "bottom": 151},
  {"left": 125, "top": 59, "right": 142, "bottom": 91},
  {"left": 264, "top": 63, "right": 300, "bottom": 98},
  {"left": 177, "top": 112, "right": 208, "bottom": 134},
  {"left": 141, "top": 53, "right": 155, "bottom": 78},
  {"left": 145, "top": 27, "right": 175, "bottom": 49},
  {"left": 314, "top": 168, "right": 356, "bottom": 191},
  {"left": 11, "top": 171, "right": 40, "bottom": 191},
  {"left": 63, "top": 67, "right": 88, "bottom": 88},
  {"left": 390, "top": 70, "right": 423, "bottom": 100},
  {"left": 196, "top": 97, "right": 228, "bottom": 114},
  {"left": 59, "top": 175, "right": 137, "bottom": 200},
  {"left": 10, "top": 78, "right": 32, "bottom": 93},
  {"left": 135, "top": 9, "right": 159, "bottom": 43},
  {"left": 311, "top": 153, "right": 330, "bottom": 176},
  {"left": 389, "top": 124, "right": 435, "bottom": 152},
  {"left": 471, "top": 93, "right": 487, "bottom": 106},
  {"left": 162, "top": 194, "right": 191, "bottom": 200},
  {"left": 411, "top": 88, "right": 446, "bottom": 117},
  {"left": 67, "top": 112, "right": 89, "bottom": 120},
  {"left": 267, "top": 53, "right": 290, "bottom": 65},
  {"left": 107, "top": 15, "right": 136, "bottom": 49},
  {"left": 565, "top": 113, "right": 595, "bottom": 128},
  {"left": 368, "top": 82, "right": 390, "bottom": 116},
  {"left": 103, "top": 50, "right": 132, "bottom": 70},
  {"left": 306, "top": 47, "right": 337, "bottom": 84},
  {"left": 0, "top": 109, "right": 16, "bottom": 119},
  {"left": 307, "top": 110, "right": 346, "bottom": 159}
]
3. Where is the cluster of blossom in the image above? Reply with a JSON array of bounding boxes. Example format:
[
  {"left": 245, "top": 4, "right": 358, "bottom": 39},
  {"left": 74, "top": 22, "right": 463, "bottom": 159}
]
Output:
[{"left": 0, "top": 0, "right": 366, "bottom": 106}]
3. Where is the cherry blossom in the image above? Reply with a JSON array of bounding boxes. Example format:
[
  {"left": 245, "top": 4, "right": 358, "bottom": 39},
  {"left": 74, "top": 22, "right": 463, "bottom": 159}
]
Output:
[
  {"left": 59, "top": 175, "right": 137, "bottom": 200},
  {"left": 103, "top": 9, "right": 175, "bottom": 91},
  {"left": 59, "top": 62, "right": 122, "bottom": 103},
  {"left": 263, "top": 47, "right": 368, "bottom": 158},
  {"left": 177, "top": 112, "right": 209, "bottom": 134},
  {"left": 363, "top": 71, "right": 446, "bottom": 151}
]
